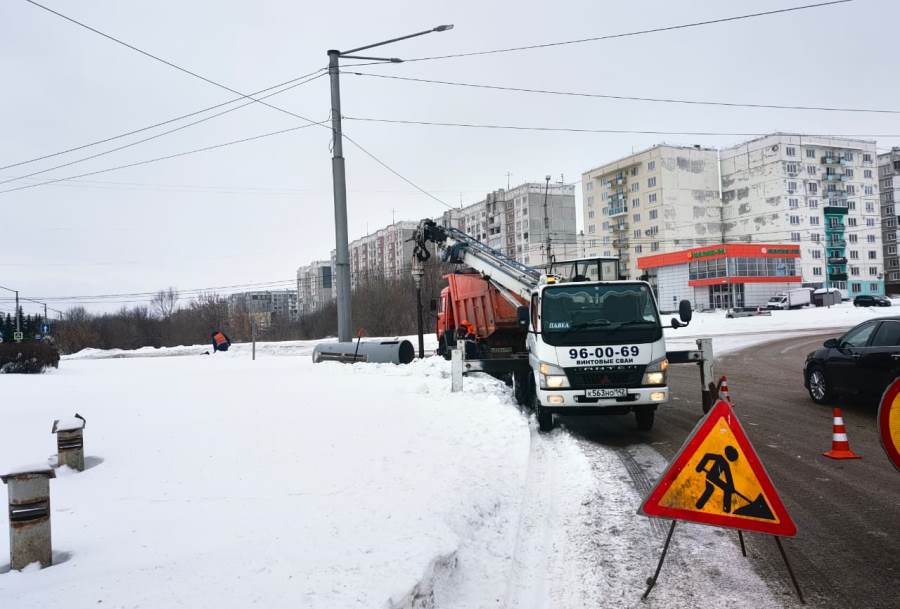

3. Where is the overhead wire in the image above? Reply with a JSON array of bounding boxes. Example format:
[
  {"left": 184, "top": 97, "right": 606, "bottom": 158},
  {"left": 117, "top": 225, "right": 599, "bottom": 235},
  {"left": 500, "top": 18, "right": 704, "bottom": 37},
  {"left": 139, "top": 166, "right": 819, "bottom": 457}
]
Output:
[
  {"left": 0, "top": 68, "right": 327, "bottom": 172},
  {"left": 397, "top": 1, "right": 854, "bottom": 63},
  {"left": 344, "top": 71, "right": 900, "bottom": 115},
  {"left": 0, "top": 71, "right": 327, "bottom": 187}
]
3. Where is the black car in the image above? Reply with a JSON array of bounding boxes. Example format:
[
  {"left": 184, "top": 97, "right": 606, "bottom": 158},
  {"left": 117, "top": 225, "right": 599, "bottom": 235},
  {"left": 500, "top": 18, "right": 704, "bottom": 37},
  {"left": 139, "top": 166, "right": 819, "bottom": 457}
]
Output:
[
  {"left": 804, "top": 317, "right": 900, "bottom": 404},
  {"left": 853, "top": 294, "right": 891, "bottom": 307}
]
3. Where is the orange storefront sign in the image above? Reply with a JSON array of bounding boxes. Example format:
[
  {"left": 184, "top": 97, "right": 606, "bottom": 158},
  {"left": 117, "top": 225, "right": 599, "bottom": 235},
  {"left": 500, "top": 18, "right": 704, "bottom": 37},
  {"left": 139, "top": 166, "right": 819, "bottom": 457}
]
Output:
[{"left": 638, "top": 243, "right": 801, "bottom": 270}]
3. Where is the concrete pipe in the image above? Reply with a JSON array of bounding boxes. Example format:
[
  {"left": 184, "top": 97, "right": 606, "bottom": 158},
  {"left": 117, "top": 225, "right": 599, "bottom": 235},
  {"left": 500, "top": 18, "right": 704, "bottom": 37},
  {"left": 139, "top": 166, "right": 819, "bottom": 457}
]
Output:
[{"left": 312, "top": 339, "right": 416, "bottom": 365}]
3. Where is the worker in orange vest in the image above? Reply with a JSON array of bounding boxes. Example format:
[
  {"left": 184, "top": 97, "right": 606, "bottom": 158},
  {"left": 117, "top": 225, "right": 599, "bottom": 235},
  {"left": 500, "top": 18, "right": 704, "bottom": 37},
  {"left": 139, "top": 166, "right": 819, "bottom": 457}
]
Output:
[
  {"left": 211, "top": 330, "right": 231, "bottom": 353},
  {"left": 456, "top": 319, "right": 478, "bottom": 358}
]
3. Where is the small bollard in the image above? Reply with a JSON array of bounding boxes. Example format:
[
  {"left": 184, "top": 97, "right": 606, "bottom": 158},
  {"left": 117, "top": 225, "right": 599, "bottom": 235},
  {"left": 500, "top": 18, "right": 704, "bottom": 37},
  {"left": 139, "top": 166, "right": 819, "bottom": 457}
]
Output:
[
  {"left": 2, "top": 467, "right": 55, "bottom": 570},
  {"left": 451, "top": 347, "right": 463, "bottom": 392},
  {"left": 52, "top": 414, "right": 86, "bottom": 471}
]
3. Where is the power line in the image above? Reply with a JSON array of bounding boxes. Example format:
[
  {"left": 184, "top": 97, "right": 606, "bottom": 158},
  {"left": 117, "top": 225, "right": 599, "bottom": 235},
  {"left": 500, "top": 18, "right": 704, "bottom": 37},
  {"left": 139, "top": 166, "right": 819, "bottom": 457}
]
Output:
[
  {"left": 23, "top": 1, "right": 457, "bottom": 210},
  {"left": 0, "top": 120, "right": 328, "bottom": 195},
  {"left": 344, "top": 116, "right": 900, "bottom": 139},
  {"left": 0, "top": 279, "right": 298, "bottom": 302},
  {"left": 0, "top": 72, "right": 327, "bottom": 187},
  {"left": 345, "top": 71, "right": 900, "bottom": 115},
  {"left": 0, "top": 68, "right": 326, "bottom": 172},
  {"left": 398, "top": 1, "right": 853, "bottom": 62}
]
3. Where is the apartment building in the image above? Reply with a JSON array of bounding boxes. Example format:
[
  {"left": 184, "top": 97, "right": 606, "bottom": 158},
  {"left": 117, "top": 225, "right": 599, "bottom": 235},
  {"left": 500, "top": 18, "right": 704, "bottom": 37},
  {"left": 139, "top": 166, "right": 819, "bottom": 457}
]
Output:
[
  {"left": 440, "top": 181, "right": 578, "bottom": 267},
  {"left": 720, "top": 134, "right": 883, "bottom": 297},
  {"left": 296, "top": 260, "right": 334, "bottom": 315},
  {"left": 879, "top": 147, "right": 900, "bottom": 293},
  {"left": 228, "top": 290, "right": 299, "bottom": 326},
  {"left": 581, "top": 145, "right": 721, "bottom": 279},
  {"left": 340, "top": 220, "right": 419, "bottom": 289}
]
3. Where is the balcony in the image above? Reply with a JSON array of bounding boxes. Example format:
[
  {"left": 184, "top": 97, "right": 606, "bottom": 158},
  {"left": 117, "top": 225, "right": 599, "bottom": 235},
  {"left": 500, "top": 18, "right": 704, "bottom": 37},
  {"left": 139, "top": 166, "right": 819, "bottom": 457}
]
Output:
[
  {"left": 828, "top": 256, "right": 848, "bottom": 265},
  {"left": 607, "top": 205, "right": 628, "bottom": 217},
  {"left": 606, "top": 176, "right": 626, "bottom": 188},
  {"left": 612, "top": 239, "right": 630, "bottom": 249},
  {"left": 822, "top": 154, "right": 850, "bottom": 165},
  {"left": 829, "top": 273, "right": 848, "bottom": 281},
  {"left": 823, "top": 173, "right": 846, "bottom": 182},
  {"left": 823, "top": 202, "right": 849, "bottom": 215},
  {"left": 828, "top": 239, "right": 847, "bottom": 248},
  {"left": 826, "top": 223, "right": 845, "bottom": 232},
  {"left": 611, "top": 222, "right": 629, "bottom": 232}
]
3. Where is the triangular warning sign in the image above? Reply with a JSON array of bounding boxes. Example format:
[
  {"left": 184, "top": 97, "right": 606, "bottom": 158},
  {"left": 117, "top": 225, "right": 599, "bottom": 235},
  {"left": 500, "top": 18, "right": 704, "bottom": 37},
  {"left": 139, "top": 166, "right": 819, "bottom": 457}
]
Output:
[{"left": 641, "top": 399, "right": 796, "bottom": 536}]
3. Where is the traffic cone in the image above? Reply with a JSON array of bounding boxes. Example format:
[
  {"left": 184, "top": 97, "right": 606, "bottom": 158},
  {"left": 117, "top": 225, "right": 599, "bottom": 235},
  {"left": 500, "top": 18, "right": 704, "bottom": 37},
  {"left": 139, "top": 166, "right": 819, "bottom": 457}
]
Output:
[
  {"left": 718, "top": 375, "right": 734, "bottom": 407},
  {"left": 823, "top": 407, "right": 862, "bottom": 460}
]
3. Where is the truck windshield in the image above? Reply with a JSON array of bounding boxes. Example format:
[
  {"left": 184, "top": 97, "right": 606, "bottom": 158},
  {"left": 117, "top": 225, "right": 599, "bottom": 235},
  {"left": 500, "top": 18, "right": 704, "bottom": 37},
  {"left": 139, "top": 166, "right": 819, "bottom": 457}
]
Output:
[{"left": 540, "top": 283, "right": 662, "bottom": 346}]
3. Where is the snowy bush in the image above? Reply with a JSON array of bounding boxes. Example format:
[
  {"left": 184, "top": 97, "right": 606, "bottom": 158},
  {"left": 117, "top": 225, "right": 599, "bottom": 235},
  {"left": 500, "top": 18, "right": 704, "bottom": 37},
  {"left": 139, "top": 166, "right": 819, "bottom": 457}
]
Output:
[{"left": 0, "top": 342, "right": 60, "bottom": 373}]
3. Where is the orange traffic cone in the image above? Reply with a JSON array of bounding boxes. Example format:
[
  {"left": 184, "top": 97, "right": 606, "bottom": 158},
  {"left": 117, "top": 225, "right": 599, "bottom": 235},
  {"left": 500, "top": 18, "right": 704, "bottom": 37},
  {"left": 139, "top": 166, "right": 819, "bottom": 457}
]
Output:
[
  {"left": 718, "top": 376, "right": 734, "bottom": 407},
  {"left": 823, "top": 407, "right": 861, "bottom": 460}
]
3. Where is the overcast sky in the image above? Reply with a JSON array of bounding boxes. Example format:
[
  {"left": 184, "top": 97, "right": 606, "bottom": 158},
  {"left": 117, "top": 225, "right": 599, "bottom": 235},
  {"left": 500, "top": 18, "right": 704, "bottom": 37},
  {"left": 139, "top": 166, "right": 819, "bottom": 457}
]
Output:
[{"left": 2, "top": 0, "right": 898, "bottom": 314}]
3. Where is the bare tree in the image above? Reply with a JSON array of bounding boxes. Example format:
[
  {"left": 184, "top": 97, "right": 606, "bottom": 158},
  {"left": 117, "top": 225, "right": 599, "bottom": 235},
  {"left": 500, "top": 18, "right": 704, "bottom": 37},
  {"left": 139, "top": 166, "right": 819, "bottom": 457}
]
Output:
[{"left": 151, "top": 287, "right": 179, "bottom": 319}]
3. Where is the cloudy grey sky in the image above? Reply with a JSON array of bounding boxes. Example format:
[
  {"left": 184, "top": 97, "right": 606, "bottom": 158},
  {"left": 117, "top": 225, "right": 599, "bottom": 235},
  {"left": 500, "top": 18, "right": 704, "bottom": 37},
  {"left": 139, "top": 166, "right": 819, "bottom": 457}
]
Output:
[{"left": 2, "top": 0, "right": 898, "bottom": 313}]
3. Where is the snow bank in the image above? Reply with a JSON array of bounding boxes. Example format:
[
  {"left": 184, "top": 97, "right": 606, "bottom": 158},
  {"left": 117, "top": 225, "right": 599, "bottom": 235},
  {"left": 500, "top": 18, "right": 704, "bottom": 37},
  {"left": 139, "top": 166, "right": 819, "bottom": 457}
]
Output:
[{"left": 0, "top": 353, "right": 529, "bottom": 609}]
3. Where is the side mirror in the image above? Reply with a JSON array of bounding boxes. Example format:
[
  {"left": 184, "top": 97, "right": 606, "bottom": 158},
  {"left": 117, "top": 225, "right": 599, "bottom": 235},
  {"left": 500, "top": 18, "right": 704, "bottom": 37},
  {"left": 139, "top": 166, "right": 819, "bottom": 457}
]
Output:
[
  {"left": 429, "top": 298, "right": 438, "bottom": 312},
  {"left": 823, "top": 338, "right": 839, "bottom": 348},
  {"left": 516, "top": 305, "right": 530, "bottom": 328},
  {"left": 670, "top": 317, "right": 682, "bottom": 329},
  {"left": 678, "top": 299, "right": 693, "bottom": 324}
]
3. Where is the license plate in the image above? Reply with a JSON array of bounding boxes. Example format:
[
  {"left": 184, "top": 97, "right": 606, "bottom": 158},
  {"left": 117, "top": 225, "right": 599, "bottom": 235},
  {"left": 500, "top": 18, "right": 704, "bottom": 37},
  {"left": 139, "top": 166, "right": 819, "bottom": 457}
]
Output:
[{"left": 585, "top": 388, "right": 628, "bottom": 398}]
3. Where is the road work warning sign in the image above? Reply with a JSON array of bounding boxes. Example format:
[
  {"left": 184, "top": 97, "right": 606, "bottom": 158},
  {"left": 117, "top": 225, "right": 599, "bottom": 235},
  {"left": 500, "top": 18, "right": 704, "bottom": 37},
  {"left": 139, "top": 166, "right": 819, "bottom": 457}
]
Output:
[
  {"left": 641, "top": 399, "right": 796, "bottom": 536},
  {"left": 878, "top": 378, "right": 900, "bottom": 471}
]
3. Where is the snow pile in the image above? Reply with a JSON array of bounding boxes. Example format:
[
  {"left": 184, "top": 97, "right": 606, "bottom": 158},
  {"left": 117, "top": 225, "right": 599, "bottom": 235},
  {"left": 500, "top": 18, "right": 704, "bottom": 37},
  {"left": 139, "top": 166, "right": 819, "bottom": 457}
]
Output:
[{"left": 0, "top": 354, "right": 529, "bottom": 609}]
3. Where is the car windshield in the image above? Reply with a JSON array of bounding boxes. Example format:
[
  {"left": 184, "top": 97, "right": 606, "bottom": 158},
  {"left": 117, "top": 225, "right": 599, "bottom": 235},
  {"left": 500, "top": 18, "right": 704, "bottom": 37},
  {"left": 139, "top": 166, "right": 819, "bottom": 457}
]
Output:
[{"left": 541, "top": 283, "right": 662, "bottom": 346}]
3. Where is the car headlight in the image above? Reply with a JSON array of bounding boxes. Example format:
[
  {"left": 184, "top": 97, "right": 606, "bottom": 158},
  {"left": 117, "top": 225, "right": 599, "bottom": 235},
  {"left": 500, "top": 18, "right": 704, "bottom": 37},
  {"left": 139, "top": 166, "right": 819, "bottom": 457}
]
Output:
[
  {"left": 539, "top": 362, "right": 570, "bottom": 389},
  {"left": 642, "top": 357, "right": 668, "bottom": 386}
]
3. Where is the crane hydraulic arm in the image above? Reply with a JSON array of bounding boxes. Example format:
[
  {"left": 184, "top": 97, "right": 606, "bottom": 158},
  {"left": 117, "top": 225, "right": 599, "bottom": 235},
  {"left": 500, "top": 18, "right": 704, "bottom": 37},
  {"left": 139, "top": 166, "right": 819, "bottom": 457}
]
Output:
[{"left": 412, "top": 219, "right": 541, "bottom": 306}]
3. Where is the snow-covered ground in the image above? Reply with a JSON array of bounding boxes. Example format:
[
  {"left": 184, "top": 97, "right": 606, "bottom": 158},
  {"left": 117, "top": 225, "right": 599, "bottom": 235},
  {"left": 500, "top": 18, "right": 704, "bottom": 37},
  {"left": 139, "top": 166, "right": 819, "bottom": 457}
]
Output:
[{"left": 0, "top": 301, "right": 885, "bottom": 607}]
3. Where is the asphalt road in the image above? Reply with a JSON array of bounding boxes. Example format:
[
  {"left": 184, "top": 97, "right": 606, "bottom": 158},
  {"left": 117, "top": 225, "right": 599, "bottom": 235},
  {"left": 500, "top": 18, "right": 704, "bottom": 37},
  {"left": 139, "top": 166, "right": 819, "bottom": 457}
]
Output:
[{"left": 562, "top": 332, "right": 899, "bottom": 609}]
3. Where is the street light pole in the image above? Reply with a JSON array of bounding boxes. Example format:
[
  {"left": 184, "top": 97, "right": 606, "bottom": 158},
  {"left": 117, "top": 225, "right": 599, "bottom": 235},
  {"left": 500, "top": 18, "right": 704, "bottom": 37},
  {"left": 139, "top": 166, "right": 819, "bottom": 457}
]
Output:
[{"left": 327, "top": 25, "right": 453, "bottom": 343}]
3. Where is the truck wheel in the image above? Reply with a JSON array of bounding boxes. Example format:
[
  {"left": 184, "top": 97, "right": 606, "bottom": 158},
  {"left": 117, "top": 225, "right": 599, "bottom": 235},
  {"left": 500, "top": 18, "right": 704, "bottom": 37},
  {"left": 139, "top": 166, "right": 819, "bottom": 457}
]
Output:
[
  {"left": 635, "top": 407, "right": 655, "bottom": 431},
  {"left": 536, "top": 405, "right": 554, "bottom": 432},
  {"left": 512, "top": 370, "right": 530, "bottom": 406}
]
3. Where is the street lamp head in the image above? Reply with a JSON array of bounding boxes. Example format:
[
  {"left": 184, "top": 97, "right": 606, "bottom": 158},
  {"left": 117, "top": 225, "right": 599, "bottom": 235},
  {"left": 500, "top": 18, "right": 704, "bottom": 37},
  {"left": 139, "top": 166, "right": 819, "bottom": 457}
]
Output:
[
  {"left": 433, "top": 24, "right": 454, "bottom": 32},
  {"left": 389, "top": 58, "right": 404, "bottom": 63},
  {"left": 545, "top": 175, "right": 552, "bottom": 181}
]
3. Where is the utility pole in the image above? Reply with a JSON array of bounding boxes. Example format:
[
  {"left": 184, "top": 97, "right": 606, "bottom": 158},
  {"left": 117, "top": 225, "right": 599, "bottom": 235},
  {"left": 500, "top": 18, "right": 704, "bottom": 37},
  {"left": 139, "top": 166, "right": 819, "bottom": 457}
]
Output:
[
  {"left": 412, "top": 257, "right": 425, "bottom": 359},
  {"left": 327, "top": 24, "right": 454, "bottom": 343},
  {"left": 506, "top": 171, "right": 512, "bottom": 191},
  {"left": 543, "top": 175, "right": 552, "bottom": 268}
]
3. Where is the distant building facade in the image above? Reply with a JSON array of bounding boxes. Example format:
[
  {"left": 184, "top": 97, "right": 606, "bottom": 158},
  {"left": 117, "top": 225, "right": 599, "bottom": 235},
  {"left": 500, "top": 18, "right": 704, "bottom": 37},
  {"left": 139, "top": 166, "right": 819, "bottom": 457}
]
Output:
[
  {"left": 228, "top": 290, "right": 299, "bottom": 326},
  {"left": 879, "top": 147, "right": 900, "bottom": 293},
  {"left": 720, "top": 134, "right": 883, "bottom": 297},
  {"left": 581, "top": 145, "right": 722, "bottom": 280},
  {"left": 296, "top": 260, "right": 334, "bottom": 315},
  {"left": 441, "top": 181, "right": 578, "bottom": 267},
  {"left": 340, "top": 220, "right": 419, "bottom": 289}
]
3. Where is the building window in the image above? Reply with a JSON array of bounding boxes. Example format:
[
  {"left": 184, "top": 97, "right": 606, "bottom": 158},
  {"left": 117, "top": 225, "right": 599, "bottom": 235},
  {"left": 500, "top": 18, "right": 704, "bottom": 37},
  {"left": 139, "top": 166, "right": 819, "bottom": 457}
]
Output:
[
  {"left": 812, "top": 249, "right": 822, "bottom": 258},
  {"left": 648, "top": 177, "right": 657, "bottom": 188},
  {"left": 588, "top": 210, "right": 595, "bottom": 219},
  {"left": 867, "top": 218, "right": 876, "bottom": 227},
  {"left": 630, "top": 167, "right": 638, "bottom": 177},
  {"left": 851, "top": 283, "right": 861, "bottom": 293},
  {"left": 588, "top": 225, "right": 596, "bottom": 234},
  {"left": 865, "top": 201, "right": 874, "bottom": 213},
  {"left": 807, "top": 165, "right": 817, "bottom": 175},
  {"left": 587, "top": 195, "right": 594, "bottom": 206},
  {"left": 813, "top": 267, "right": 822, "bottom": 276},
  {"left": 789, "top": 198, "right": 799, "bottom": 209},
  {"left": 864, "top": 169, "right": 873, "bottom": 179},
  {"left": 810, "top": 216, "right": 820, "bottom": 225},
  {"left": 870, "top": 267, "right": 878, "bottom": 276},
  {"left": 786, "top": 162, "right": 799, "bottom": 174},
  {"left": 806, "top": 148, "right": 816, "bottom": 158},
  {"left": 851, "top": 266, "right": 859, "bottom": 276},
  {"left": 871, "top": 283, "right": 880, "bottom": 291},
  {"left": 634, "top": 229, "right": 641, "bottom": 238},
  {"left": 790, "top": 215, "right": 800, "bottom": 225},
  {"left": 630, "top": 183, "right": 639, "bottom": 192},
  {"left": 847, "top": 185, "right": 856, "bottom": 195},
  {"left": 649, "top": 209, "right": 658, "bottom": 220},
  {"left": 602, "top": 222, "right": 609, "bottom": 230},
  {"left": 848, "top": 217, "right": 858, "bottom": 227},
  {"left": 586, "top": 181, "right": 593, "bottom": 191},
  {"left": 651, "top": 242, "right": 660, "bottom": 252},
  {"left": 633, "top": 213, "right": 641, "bottom": 222},
  {"left": 869, "top": 250, "right": 878, "bottom": 259},
  {"left": 845, "top": 168, "right": 854, "bottom": 178},
  {"left": 788, "top": 181, "right": 797, "bottom": 193},
  {"left": 846, "top": 152, "right": 855, "bottom": 162},
  {"left": 791, "top": 232, "right": 801, "bottom": 241},
  {"left": 635, "top": 245, "right": 643, "bottom": 253},
  {"left": 809, "top": 199, "right": 819, "bottom": 208},
  {"left": 848, "top": 200, "right": 856, "bottom": 210},
  {"left": 808, "top": 183, "right": 818, "bottom": 194},
  {"left": 868, "top": 234, "right": 877, "bottom": 243},
  {"left": 632, "top": 197, "right": 640, "bottom": 207},
  {"left": 863, "top": 153, "right": 873, "bottom": 163},
  {"left": 648, "top": 193, "right": 657, "bottom": 204},
  {"left": 849, "top": 234, "right": 858, "bottom": 243},
  {"left": 647, "top": 161, "right": 656, "bottom": 171},
  {"left": 786, "top": 146, "right": 796, "bottom": 156},
  {"left": 850, "top": 250, "right": 859, "bottom": 259},
  {"left": 865, "top": 186, "right": 875, "bottom": 196},
  {"left": 890, "top": 245, "right": 898, "bottom": 255}
]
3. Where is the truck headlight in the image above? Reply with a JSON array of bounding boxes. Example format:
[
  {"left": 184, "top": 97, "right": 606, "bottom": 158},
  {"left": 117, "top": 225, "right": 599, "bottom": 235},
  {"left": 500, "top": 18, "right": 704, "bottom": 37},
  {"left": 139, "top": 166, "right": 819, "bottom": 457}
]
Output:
[
  {"left": 642, "top": 357, "right": 668, "bottom": 386},
  {"left": 539, "top": 362, "right": 570, "bottom": 389}
]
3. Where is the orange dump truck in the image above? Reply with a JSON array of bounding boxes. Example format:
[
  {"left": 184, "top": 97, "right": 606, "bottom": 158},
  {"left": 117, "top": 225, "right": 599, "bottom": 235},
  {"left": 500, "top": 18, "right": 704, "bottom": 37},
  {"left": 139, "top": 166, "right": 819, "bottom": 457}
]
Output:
[{"left": 435, "top": 272, "right": 527, "bottom": 359}]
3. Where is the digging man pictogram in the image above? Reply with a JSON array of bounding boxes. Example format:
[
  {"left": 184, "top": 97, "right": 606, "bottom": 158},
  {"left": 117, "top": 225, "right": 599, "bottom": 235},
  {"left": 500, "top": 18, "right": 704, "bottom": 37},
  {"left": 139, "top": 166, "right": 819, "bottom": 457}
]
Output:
[{"left": 694, "top": 445, "right": 776, "bottom": 520}]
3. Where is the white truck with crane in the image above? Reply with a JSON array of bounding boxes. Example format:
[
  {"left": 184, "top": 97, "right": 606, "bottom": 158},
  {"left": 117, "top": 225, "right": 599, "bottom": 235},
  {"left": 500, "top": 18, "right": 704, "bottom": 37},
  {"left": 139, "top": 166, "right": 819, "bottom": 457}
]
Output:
[{"left": 412, "top": 219, "right": 693, "bottom": 432}]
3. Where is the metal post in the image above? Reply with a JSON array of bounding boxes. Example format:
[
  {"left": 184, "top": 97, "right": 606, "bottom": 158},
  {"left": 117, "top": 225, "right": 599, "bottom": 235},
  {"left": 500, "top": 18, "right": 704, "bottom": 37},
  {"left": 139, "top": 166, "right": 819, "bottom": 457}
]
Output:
[
  {"left": 251, "top": 318, "right": 256, "bottom": 361},
  {"left": 774, "top": 536, "right": 805, "bottom": 604},
  {"left": 543, "top": 175, "right": 552, "bottom": 267},
  {"left": 698, "top": 337, "right": 716, "bottom": 413},
  {"left": 328, "top": 49, "right": 352, "bottom": 343},
  {"left": 15, "top": 290, "right": 20, "bottom": 335},
  {"left": 451, "top": 347, "right": 463, "bottom": 392},
  {"left": 411, "top": 258, "right": 425, "bottom": 359},
  {"left": 642, "top": 520, "right": 677, "bottom": 599}
]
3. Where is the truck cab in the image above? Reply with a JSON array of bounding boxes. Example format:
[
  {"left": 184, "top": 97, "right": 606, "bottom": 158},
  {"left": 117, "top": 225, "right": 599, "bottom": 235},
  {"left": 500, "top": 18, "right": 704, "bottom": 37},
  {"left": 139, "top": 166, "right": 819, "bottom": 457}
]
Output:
[{"left": 520, "top": 280, "right": 684, "bottom": 432}]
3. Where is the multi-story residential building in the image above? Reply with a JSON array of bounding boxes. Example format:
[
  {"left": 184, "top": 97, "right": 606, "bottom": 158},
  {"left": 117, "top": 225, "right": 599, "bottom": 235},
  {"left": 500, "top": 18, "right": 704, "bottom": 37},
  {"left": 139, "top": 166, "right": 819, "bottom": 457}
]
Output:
[
  {"left": 879, "top": 148, "right": 900, "bottom": 293},
  {"left": 296, "top": 260, "right": 334, "bottom": 315},
  {"left": 440, "top": 181, "right": 578, "bottom": 267},
  {"left": 720, "top": 134, "right": 883, "bottom": 297},
  {"left": 581, "top": 145, "right": 722, "bottom": 279},
  {"left": 336, "top": 221, "right": 419, "bottom": 290},
  {"left": 228, "top": 290, "right": 299, "bottom": 326}
]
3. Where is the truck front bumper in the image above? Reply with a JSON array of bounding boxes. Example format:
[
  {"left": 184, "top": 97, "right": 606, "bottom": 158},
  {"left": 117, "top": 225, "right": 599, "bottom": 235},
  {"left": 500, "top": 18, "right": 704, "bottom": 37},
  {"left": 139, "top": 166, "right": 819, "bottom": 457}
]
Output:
[{"left": 536, "top": 386, "right": 669, "bottom": 410}]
